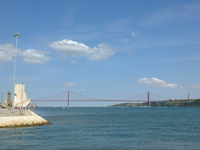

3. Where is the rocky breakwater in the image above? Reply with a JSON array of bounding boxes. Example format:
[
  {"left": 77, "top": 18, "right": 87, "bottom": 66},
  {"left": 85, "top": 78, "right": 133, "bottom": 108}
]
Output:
[{"left": 0, "top": 109, "right": 51, "bottom": 128}]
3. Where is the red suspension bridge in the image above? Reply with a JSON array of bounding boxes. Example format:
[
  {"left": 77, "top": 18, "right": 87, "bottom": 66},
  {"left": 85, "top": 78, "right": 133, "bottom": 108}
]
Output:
[{"left": 31, "top": 91, "right": 170, "bottom": 107}]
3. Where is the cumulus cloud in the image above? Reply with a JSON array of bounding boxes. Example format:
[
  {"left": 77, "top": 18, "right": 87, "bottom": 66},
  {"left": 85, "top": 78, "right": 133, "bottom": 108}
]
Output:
[
  {"left": 0, "top": 51, "right": 12, "bottom": 61},
  {"left": 63, "top": 82, "right": 77, "bottom": 87},
  {"left": 49, "top": 39, "right": 115, "bottom": 61},
  {"left": 0, "top": 43, "right": 21, "bottom": 61},
  {"left": 21, "top": 49, "right": 50, "bottom": 64},
  {"left": 137, "top": 77, "right": 179, "bottom": 88},
  {"left": 0, "top": 43, "right": 50, "bottom": 64},
  {"left": 138, "top": 79, "right": 200, "bottom": 90}
]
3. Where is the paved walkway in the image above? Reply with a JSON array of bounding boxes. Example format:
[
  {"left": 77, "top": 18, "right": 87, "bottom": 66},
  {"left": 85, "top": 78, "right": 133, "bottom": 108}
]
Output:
[
  {"left": 0, "top": 108, "right": 31, "bottom": 117},
  {"left": 0, "top": 109, "right": 50, "bottom": 128}
]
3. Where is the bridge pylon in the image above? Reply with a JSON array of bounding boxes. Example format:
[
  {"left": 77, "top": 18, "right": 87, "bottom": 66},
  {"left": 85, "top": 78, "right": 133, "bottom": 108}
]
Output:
[
  {"left": 68, "top": 90, "right": 70, "bottom": 107},
  {"left": 147, "top": 92, "right": 150, "bottom": 107}
]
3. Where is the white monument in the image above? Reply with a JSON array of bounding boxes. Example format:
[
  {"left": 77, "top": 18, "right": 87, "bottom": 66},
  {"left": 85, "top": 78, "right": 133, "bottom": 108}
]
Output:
[{"left": 13, "top": 84, "right": 31, "bottom": 108}]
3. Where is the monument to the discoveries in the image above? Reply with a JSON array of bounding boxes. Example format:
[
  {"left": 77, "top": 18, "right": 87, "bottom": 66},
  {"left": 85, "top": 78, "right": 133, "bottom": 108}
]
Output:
[{"left": 13, "top": 84, "right": 31, "bottom": 108}]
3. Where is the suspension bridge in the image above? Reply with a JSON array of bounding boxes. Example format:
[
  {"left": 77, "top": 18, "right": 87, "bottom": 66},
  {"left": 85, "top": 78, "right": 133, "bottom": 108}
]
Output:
[{"left": 31, "top": 91, "right": 170, "bottom": 107}]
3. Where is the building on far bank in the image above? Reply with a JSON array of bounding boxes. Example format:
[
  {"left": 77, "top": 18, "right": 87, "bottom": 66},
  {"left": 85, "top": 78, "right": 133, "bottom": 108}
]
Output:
[
  {"left": 13, "top": 84, "right": 31, "bottom": 108},
  {"left": 188, "top": 92, "right": 191, "bottom": 100}
]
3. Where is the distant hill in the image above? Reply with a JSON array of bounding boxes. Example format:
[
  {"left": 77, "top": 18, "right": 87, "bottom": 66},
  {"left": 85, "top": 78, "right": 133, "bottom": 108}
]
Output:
[{"left": 108, "top": 99, "right": 200, "bottom": 107}]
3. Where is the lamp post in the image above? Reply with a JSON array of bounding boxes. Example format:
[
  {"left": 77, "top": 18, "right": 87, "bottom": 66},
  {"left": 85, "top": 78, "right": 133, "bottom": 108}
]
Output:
[{"left": 13, "top": 32, "right": 21, "bottom": 109}]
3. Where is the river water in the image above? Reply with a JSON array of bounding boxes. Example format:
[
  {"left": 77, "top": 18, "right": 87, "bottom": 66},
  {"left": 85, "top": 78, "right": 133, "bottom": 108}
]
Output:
[{"left": 0, "top": 107, "right": 199, "bottom": 150}]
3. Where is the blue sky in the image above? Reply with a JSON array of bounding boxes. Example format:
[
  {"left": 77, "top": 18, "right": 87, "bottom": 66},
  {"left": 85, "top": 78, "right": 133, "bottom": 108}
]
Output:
[{"left": 0, "top": 0, "right": 200, "bottom": 107}]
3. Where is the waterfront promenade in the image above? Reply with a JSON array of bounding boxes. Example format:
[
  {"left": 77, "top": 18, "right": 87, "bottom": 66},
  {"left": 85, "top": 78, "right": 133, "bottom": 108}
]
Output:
[
  {"left": 0, "top": 108, "right": 50, "bottom": 128},
  {"left": 0, "top": 108, "right": 31, "bottom": 117}
]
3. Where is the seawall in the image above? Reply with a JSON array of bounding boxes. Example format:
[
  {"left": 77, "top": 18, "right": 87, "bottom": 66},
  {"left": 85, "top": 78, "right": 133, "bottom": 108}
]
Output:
[{"left": 0, "top": 109, "right": 51, "bottom": 128}]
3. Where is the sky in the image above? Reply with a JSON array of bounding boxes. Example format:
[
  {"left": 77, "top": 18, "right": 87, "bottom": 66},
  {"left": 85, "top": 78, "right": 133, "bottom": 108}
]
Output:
[{"left": 0, "top": 0, "right": 200, "bottom": 107}]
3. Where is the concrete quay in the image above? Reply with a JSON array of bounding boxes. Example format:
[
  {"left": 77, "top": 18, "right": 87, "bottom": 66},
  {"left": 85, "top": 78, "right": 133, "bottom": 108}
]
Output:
[{"left": 0, "top": 109, "right": 51, "bottom": 128}]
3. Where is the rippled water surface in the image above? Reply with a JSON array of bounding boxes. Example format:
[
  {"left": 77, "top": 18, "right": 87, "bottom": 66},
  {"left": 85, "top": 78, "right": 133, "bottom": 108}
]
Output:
[{"left": 0, "top": 107, "right": 199, "bottom": 150}]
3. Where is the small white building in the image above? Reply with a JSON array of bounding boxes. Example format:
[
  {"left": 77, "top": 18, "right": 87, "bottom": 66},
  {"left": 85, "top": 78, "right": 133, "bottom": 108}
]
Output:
[
  {"left": 188, "top": 92, "right": 191, "bottom": 100},
  {"left": 13, "top": 84, "right": 31, "bottom": 108}
]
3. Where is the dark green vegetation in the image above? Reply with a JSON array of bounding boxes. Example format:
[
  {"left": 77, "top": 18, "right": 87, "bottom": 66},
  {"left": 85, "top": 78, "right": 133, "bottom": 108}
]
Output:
[{"left": 108, "top": 99, "right": 200, "bottom": 107}]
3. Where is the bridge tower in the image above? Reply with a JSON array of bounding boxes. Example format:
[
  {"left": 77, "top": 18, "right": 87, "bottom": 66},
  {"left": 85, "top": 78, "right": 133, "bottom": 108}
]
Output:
[
  {"left": 147, "top": 92, "right": 150, "bottom": 107},
  {"left": 68, "top": 90, "right": 70, "bottom": 107}
]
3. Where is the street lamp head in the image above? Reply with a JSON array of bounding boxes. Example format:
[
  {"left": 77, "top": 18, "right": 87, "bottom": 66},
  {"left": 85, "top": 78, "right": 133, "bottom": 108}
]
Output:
[{"left": 13, "top": 32, "right": 21, "bottom": 37}]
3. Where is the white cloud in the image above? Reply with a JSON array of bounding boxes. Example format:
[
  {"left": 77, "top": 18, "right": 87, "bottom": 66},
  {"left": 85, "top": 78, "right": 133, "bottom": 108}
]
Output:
[
  {"left": 137, "top": 77, "right": 178, "bottom": 88},
  {"left": 21, "top": 49, "right": 50, "bottom": 64},
  {"left": 188, "top": 84, "right": 200, "bottom": 90},
  {"left": 63, "top": 82, "right": 77, "bottom": 87},
  {"left": 0, "top": 43, "right": 21, "bottom": 61},
  {"left": 138, "top": 79, "right": 200, "bottom": 90},
  {"left": 0, "top": 51, "right": 12, "bottom": 61},
  {"left": 0, "top": 43, "right": 50, "bottom": 64},
  {"left": 49, "top": 39, "right": 115, "bottom": 61},
  {"left": 131, "top": 32, "right": 139, "bottom": 38},
  {"left": 87, "top": 43, "right": 114, "bottom": 61},
  {"left": 0, "top": 43, "right": 21, "bottom": 56}
]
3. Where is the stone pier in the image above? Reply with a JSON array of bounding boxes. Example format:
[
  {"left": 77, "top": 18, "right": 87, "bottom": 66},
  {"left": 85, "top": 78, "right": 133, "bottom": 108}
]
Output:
[{"left": 0, "top": 109, "right": 51, "bottom": 128}]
